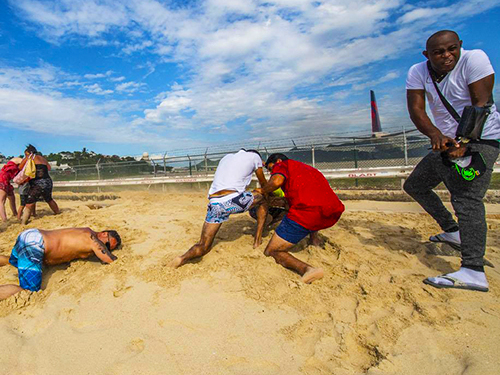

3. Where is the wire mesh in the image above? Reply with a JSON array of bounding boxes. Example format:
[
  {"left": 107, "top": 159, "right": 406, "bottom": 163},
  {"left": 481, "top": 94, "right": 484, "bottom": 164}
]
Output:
[{"left": 48, "top": 131, "right": 432, "bottom": 184}]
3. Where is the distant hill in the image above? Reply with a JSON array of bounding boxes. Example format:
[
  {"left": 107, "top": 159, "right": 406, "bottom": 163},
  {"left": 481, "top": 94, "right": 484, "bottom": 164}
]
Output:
[{"left": 45, "top": 148, "right": 136, "bottom": 166}]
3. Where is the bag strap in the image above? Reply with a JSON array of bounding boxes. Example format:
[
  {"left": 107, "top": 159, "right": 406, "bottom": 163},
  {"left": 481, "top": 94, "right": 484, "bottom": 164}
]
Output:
[{"left": 427, "top": 61, "right": 461, "bottom": 123}]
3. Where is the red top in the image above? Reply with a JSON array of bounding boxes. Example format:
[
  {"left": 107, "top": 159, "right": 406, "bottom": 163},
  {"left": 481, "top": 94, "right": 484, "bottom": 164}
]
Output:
[
  {"left": 272, "top": 159, "right": 344, "bottom": 231},
  {"left": 0, "top": 161, "right": 19, "bottom": 195},
  {"left": 0, "top": 161, "right": 19, "bottom": 184}
]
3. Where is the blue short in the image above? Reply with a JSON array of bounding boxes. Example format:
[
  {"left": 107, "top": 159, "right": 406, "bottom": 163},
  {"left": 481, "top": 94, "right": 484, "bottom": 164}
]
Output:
[
  {"left": 205, "top": 192, "right": 254, "bottom": 224},
  {"left": 275, "top": 215, "right": 313, "bottom": 244},
  {"left": 9, "top": 229, "right": 45, "bottom": 292}
]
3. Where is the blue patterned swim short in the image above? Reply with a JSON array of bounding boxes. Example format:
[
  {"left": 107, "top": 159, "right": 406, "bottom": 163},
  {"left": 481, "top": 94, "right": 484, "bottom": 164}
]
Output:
[
  {"left": 205, "top": 192, "right": 255, "bottom": 224},
  {"left": 9, "top": 229, "right": 45, "bottom": 292}
]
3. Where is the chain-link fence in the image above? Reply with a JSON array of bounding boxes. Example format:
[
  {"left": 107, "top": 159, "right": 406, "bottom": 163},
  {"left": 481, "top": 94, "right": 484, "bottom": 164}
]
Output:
[{"left": 49, "top": 130, "right": 430, "bottom": 182}]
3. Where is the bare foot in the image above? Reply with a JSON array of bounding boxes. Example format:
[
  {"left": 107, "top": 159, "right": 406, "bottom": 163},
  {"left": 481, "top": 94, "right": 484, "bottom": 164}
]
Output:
[
  {"left": 170, "top": 256, "right": 184, "bottom": 268},
  {"left": 253, "top": 238, "right": 262, "bottom": 249},
  {"left": 301, "top": 267, "right": 324, "bottom": 284},
  {"left": 308, "top": 233, "right": 322, "bottom": 247}
]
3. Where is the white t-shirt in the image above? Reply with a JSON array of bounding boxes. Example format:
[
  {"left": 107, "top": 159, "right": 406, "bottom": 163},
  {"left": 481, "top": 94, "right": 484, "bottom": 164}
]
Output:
[
  {"left": 406, "top": 49, "right": 500, "bottom": 140},
  {"left": 208, "top": 150, "right": 262, "bottom": 195}
]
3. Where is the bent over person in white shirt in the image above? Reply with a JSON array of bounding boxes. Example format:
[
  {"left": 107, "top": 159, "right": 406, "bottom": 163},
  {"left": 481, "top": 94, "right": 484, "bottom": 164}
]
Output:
[
  {"left": 172, "top": 149, "right": 268, "bottom": 268},
  {"left": 404, "top": 30, "right": 500, "bottom": 292}
]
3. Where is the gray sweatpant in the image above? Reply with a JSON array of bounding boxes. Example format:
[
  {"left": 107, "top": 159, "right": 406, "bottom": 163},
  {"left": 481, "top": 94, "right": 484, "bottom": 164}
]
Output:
[{"left": 404, "top": 143, "right": 499, "bottom": 268}]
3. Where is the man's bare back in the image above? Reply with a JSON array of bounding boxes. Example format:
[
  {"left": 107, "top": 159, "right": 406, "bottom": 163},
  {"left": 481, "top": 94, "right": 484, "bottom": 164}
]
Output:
[
  {"left": 0, "top": 227, "right": 121, "bottom": 300},
  {"left": 40, "top": 228, "right": 117, "bottom": 265}
]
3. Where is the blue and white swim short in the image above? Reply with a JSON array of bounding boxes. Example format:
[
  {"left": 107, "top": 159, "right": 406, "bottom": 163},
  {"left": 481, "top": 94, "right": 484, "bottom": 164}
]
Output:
[
  {"left": 9, "top": 229, "right": 45, "bottom": 292},
  {"left": 205, "top": 192, "right": 254, "bottom": 224}
]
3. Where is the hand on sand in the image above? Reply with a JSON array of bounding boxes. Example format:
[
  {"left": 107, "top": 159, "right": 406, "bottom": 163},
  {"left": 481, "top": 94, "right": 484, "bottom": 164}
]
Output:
[{"left": 301, "top": 267, "right": 324, "bottom": 284}]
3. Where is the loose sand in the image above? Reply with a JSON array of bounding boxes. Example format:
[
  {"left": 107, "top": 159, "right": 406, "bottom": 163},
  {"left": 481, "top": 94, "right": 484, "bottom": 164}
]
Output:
[{"left": 1, "top": 190, "right": 500, "bottom": 375}]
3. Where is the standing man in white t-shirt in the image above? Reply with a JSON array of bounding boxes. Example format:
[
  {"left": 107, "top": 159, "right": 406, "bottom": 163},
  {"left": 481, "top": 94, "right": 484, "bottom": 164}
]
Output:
[
  {"left": 172, "top": 149, "right": 268, "bottom": 268},
  {"left": 404, "top": 30, "right": 500, "bottom": 292}
]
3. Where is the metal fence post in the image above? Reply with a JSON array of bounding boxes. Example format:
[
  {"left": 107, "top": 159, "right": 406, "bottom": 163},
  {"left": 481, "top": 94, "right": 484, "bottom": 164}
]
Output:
[
  {"left": 402, "top": 127, "right": 409, "bottom": 191},
  {"left": 204, "top": 148, "right": 208, "bottom": 174},
  {"left": 353, "top": 138, "right": 359, "bottom": 187},
  {"left": 152, "top": 159, "right": 157, "bottom": 177},
  {"left": 96, "top": 159, "right": 101, "bottom": 180},
  {"left": 163, "top": 151, "right": 168, "bottom": 174},
  {"left": 187, "top": 155, "right": 192, "bottom": 176},
  {"left": 403, "top": 127, "right": 408, "bottom": 166},
  {"left": 311, "top": 145, "right": 316, "bottom": 168},
  {"left": 96, "top": 159, "right": 101, "bottom": 193}
]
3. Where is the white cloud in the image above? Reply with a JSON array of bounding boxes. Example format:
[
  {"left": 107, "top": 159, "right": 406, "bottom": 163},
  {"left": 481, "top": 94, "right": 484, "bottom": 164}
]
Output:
[
  {"left": 352, "top": 71, "right": 400, "bottom": 91},
  {"left": 0, "top": 87, "right": 141, "bottom": 143},
  {"left": 84, "top": 70, "right": 113, "bottom": 79},
  {"left": 0, "top": 65, "right": 175, "bottom": 147},
  {"left": 122, "top": 40, "right": 153, "bottom": 55},
  {"left": 5, "top": 0, "right": 500, "bottom": 147},
  {"left": 85, "top": 83, "right": 113, "bottom": 95},
  {"left": 398, "top": 0, "right": 500, "bottom": 24},
  {"left": 115, "top": 81, "right": 145, "bottom": 93},
  {"left": 11, "top": 0, "right": 130, "bottom": 40}
]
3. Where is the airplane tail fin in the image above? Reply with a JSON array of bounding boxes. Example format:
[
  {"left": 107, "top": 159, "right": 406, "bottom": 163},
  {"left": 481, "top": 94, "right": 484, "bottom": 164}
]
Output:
[{"left": 370, "top": 90, "right": 382, "bottom": 134}]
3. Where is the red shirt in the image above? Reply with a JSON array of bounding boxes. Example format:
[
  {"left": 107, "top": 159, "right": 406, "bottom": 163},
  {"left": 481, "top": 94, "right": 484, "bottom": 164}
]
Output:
[
  {"left": 0, "top": 161, "right": 19, "bottom": 195},
  {"left": 272, "top": 159, "right": 344, "bottom": 231}
]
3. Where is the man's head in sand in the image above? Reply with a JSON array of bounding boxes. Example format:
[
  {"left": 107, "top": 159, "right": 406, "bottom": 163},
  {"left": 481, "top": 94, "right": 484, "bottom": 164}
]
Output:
[
  {"left": 97, "top": 230, "right": 122, "bottom": 251},
  {"left": 423, "top": 30, "right": 462, "bottom": 74}
]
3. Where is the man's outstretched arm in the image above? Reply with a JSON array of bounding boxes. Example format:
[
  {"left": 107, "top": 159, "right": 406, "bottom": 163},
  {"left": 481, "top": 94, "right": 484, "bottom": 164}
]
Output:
[
  {"left": 255, "top": 167, "right": 267, "bottom": 187},
  {"left": 255, "top": 174, "right": 285, "bottom": 195},
  {"left": 407, "top": 89, "right": 458, "bottom": 151},
  {"left": 90, "top": 234, "right": 117, "bottom": 263}
]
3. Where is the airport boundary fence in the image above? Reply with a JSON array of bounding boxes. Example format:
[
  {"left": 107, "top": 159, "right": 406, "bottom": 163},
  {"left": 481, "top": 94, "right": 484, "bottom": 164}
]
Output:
[{"left": 48, "top": 130, "right": 500, "bottom": 191}]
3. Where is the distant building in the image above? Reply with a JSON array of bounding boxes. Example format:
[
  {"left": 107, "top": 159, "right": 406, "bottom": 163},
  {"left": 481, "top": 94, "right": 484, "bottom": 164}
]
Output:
[{"left": 48, "top": 161, "right": 73, "bottom": 171}]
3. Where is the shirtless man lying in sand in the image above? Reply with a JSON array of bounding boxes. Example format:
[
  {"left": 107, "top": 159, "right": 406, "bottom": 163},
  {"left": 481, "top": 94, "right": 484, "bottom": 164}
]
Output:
[
  {"left": 172, "top": 149, "right": 268, "bottom": 268},
  {"left": 255, "top": 154, "right": 345, "bottom": 284},
  {"left": 0, "top": 228, "right": 121, "bottom": 300}
]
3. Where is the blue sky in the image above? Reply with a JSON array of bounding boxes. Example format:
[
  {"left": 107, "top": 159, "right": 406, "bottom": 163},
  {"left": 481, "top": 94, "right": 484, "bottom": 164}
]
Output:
[{"left": 1, "top": 0, "right": 500, "bottom": 157}]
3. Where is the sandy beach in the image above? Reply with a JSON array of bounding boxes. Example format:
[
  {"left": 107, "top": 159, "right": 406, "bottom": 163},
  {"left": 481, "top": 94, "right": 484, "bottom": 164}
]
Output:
[{"left": 1, "top": 190, "right": 500, "bottom": 375}]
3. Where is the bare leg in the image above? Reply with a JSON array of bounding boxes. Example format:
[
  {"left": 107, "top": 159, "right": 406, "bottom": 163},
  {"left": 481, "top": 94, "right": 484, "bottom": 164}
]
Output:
[
  {"left": 264, "top": 233, "right": 324, "bottom": 284},
  {"left": 0, "top": 190, "right": 7, "bottom": 222},
  {"left": 250, "top": 193, "right": 268, "bottom": 248},
  {"left": 8, "top": 195, "right": 17, "bottom": 217},
  {"left": 22, "top": 203, "right": 34, "bottom": 225},
  {"left": 47, "top": 200, "right": 60, "bottom": 214},
  {"left": 0, "top": 254, "right": 10, "bottom": 266},
  {"left": 17, "top": 205, "right": 25, "bottom": 220},
  {"left": 0, "top": 285, "right": 24, "bottom": 300},
  {"left": 171, "top": 222, "right": 222, "bottom": 268}
]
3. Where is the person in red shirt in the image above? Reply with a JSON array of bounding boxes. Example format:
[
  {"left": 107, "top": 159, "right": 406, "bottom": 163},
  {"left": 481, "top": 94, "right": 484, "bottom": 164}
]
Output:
[
  {"left": 254, "top": 153, "right": 344, "bottom": 284},
  {"left": 0, "top": 158, "right": 21, "bottom": 222}
]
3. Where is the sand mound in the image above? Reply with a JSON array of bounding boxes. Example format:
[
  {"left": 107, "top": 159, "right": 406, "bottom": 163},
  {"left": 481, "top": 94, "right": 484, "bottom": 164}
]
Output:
[{"left": 1, "top": 191, "right": 500, "bottom": 374}]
